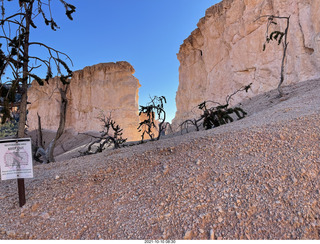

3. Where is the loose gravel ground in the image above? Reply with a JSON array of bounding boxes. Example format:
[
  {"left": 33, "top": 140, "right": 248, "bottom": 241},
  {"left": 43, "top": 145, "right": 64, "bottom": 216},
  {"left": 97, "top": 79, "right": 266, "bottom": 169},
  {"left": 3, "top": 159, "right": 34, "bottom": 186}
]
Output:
[{"left": 0, "top": 79, "right": 320, "bottom": 240}]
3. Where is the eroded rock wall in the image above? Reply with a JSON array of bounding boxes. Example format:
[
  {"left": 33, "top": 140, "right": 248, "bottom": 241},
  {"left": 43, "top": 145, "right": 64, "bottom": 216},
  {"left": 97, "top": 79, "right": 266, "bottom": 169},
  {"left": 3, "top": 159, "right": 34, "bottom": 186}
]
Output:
[
  {"left": 173, "top": 0, "right": 320, "bottom": 127},
  {"left": 27, "top": 61, "right": 141, "bottom": 142}
]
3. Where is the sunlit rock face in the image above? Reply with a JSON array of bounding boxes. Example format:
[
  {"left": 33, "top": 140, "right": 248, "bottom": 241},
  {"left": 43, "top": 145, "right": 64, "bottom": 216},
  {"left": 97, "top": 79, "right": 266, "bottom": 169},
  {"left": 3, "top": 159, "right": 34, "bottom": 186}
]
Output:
[
  {"left": 173, "top": 0, "right": 320, "bottom": 128},
  {"left": 27, "top": 61, "right": 142, "bottom": 142}
]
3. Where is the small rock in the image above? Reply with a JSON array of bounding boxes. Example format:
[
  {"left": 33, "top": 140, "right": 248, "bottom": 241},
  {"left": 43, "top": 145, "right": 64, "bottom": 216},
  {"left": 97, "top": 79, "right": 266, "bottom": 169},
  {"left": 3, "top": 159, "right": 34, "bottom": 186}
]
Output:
[
  {"left": 218, "top": 217, "right": 223, "bottom": 223},
  {"left": 40, "top": 212, "right": 50, "bottom": 220},
  {"left": 291, "top": 176, "right": 298, "bottom": 184},
  {"left": 55, "top": 175, "right": 60, "bottom": 180},
  {"left": 66, "top": 206, "right": 74, "bottom": 211},
  {"left": 162, "top": 163, "right": 169, "bottom": 174},
  {"left": 199, "top": 229, "right": 204, "bottom": 234},
  {"left": 183, "top": 230, "right": 193, "bottom": 240},
  {"left": 6, "top": 230, "right": 16, "bottom": 238},
  {"left": 195, "top": 159, "right": 201, "bottom": 165},
  {"left": 209, "top": 229, "right": 215, "bottom": 240},
  {"left": 216, "top": 206, "right": 223, "bottom": 213},
  {"left": 31, "top": 203, "right": 40, "bottom": 212},
  {"left": 162, "top": 229, "right": 170, "bottom": 239}
]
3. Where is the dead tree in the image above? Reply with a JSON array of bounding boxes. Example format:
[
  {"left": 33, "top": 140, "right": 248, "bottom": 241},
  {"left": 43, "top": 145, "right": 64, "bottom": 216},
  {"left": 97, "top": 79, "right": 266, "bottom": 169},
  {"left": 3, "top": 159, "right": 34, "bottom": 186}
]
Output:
[
  {"left": 37, "top": 113, "right": 44, "bottom": 148},
  {"left": 257, "top": 15, "right": 290, "bottom": 96},
  {"left": 179, "top": 118, "right": 202, "bottom": 135},
  {"left": 80, "top": 111, "right": 127, "bottom": 155},
  {"left": 0, "top": 0, "right": 75, "bottom": 139},
  {"left": 48, "top": 83, "right": 69, "bottom": 162},
  {"left": 138, "top": 96, "right": 166, "bottom": 142},
  {"left": 33, "top": 83, "right": 70, "bottom": 163},
  {"left": 162, "top": 122, "right": 173, "bottom": 135},
  {"left": 180, "top": 83, "right": 252, "bottom": 132}
]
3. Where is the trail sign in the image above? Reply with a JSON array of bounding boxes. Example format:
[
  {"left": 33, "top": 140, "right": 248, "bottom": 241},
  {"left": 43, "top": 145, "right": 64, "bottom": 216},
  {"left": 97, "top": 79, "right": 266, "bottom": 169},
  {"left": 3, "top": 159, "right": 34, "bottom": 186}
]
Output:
[
  {"left": 0, "top": 138, "right": 33, "bottom": 207},
  {"left": 0, "top": 138, "right": 33, "bottom": 180}
]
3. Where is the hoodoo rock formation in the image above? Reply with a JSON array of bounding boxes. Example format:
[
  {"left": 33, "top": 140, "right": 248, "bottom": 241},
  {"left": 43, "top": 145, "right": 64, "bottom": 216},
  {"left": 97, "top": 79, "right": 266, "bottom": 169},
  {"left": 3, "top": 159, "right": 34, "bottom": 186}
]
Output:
[
  {"left": 27, "top": 61, "right": 141, "bottom": 142},
  {"left": 173, "top": 0, "right": 320, "bottom": 127}
]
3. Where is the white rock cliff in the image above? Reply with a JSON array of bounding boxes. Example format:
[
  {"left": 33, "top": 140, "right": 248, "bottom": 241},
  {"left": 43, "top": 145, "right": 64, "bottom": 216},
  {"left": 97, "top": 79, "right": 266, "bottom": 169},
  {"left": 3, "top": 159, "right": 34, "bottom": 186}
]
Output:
[
  {"left": 27, "top": 61, "right": 141, "bottom": 142},
  {"left": 173, "top": 0, "right": 320, "bottom": 127}
]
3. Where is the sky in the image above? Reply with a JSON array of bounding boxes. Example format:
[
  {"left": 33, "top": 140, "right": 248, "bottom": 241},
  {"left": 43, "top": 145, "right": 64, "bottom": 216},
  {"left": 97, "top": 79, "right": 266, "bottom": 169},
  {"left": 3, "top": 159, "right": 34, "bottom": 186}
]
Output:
[{"left": 2, "top": 0, "right": 222, "bottom": 123}]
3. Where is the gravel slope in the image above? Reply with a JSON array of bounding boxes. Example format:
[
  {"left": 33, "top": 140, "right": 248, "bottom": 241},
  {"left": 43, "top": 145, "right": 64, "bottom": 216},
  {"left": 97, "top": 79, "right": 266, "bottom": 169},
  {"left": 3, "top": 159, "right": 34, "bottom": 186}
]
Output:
[{"left": 0, "top": 79, "right": 320, "bottom": 240}]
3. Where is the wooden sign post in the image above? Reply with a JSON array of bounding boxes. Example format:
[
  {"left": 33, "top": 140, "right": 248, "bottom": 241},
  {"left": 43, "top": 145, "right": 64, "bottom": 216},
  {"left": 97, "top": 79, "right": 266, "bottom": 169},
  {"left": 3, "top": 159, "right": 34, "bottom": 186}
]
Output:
[
  {"left": 18, "top": 178, "right": 26, "bottom": 207},
  {"left": 0, "top": 138, "right": 33, "bottom": 207}
]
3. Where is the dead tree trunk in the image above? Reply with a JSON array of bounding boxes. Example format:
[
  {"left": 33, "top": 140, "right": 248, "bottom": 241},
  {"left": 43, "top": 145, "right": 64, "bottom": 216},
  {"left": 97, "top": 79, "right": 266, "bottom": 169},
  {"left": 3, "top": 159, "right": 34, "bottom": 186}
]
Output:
[
  {"left": 17, "top": 4, "right": 32, "bottom": 138},
  {"left": 37, "top": 112, "right": 44, "bottom": 148},
  {"left": 48, "top": 83, "right": 69, "bottom": 162},
  {"left": 257, "top": 15, "right": 290, "bottom": 97},
  {"left": 278, "top": 16, "right": 290, "bottom": 96}
]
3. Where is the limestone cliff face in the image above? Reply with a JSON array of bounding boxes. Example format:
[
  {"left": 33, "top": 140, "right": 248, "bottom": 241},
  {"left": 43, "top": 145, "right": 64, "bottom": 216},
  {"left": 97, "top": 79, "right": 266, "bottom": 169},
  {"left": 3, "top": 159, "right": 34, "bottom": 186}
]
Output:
[
  {"left": 173, "top": 0, "right": 320, "bottom": 127},
  {"left": 27, "top": 61, "right": 141, "bottom": 142}
]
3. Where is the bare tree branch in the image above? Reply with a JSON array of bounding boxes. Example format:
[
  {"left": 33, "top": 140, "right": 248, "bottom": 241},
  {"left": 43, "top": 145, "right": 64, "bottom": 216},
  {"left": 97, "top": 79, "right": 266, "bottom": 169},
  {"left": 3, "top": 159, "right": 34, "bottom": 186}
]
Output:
[{"left": 258, "top": 15, "right": 290, "bottom": 96}]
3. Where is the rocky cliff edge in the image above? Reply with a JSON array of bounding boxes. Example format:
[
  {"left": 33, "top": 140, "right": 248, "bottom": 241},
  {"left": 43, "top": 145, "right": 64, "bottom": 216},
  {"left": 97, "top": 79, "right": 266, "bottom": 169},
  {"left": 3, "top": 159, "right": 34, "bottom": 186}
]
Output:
[{"left": 173, "top": 0, "right": 320, "bottom": 128}]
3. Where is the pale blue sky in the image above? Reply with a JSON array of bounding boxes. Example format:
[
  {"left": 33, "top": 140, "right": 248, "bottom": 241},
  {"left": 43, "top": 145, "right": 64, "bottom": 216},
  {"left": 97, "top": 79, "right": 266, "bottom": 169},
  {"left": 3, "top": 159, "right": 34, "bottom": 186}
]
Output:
[{"left": 3, "top": 0, "right": 222, "bottom": 122}]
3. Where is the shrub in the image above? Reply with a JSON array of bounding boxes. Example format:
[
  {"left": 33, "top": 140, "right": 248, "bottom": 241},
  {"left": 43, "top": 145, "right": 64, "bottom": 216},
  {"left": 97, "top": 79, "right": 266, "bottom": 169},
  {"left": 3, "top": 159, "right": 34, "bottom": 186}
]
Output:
[
  {"left": 0, "top": 121, "right": 18, "bottom": 138},
  {"left": 180, "top": 83, "right": 252, "bottom": 133},
  {"left": 80, "top": 111, "right": 127, "bottom": 156},
  {"left": 138, "top": 96, "right": 166, "bottom": 142}
]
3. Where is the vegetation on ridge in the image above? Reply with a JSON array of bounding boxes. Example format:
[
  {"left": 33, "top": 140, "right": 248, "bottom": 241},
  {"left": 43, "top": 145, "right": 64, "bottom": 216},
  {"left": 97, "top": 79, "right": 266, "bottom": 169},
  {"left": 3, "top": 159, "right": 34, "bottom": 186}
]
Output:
[{"left": 180, "top": 83, "right": 252, "bottom": 133}]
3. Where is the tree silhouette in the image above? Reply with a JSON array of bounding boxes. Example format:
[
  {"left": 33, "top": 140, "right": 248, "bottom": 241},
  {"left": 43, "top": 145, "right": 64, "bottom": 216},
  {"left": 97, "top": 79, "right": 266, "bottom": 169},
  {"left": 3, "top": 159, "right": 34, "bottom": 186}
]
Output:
[
  {"left": 0, "top": 0, "right": 75, "bottom": 206},
  {"left": 257, "top": 15, "right": 290, "bottom": 96},
  {"left": 0, "top": 0, "right": 76, "bottom": 139},
  {"left": 180, "top": 83, "right": 252, "bottom": 133},
  {"left": 79, "top": 111, "right": 127, "bottom": 156},
  {"left": 138, "top": 95, "right": 166, "bottom": 142}
]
